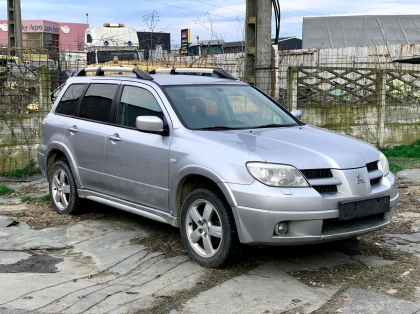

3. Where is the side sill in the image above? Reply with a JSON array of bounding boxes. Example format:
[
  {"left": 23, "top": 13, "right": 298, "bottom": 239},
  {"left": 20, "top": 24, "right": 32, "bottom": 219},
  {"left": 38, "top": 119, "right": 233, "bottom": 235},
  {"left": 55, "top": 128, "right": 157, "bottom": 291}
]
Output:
[{"left": 78, "top": 189, "right": 178, "bottom": 227}]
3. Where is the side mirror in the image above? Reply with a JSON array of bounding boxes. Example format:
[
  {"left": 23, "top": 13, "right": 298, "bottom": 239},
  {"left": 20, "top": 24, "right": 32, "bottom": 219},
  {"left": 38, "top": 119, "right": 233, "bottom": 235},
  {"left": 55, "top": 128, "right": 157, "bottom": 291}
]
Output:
[
  {"left": 136, "top": 116, "right": 166, "bottom": 135},
  {"left": 291, "top": 110, "right": 302, "bottom": 120}
]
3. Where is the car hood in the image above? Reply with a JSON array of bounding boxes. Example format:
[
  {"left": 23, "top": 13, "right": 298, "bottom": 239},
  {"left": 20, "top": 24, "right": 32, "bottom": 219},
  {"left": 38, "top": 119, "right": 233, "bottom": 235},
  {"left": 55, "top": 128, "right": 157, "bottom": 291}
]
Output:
[{"left": 195, "top": 125, "right": 379, "bottom": 169}]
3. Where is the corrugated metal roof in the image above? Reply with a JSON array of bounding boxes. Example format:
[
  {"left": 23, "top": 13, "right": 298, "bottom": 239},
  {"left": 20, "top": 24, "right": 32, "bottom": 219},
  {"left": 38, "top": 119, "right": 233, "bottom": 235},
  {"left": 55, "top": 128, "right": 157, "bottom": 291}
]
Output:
[{"left": 303, "top": 15, "right": 420, "bottom": 49}]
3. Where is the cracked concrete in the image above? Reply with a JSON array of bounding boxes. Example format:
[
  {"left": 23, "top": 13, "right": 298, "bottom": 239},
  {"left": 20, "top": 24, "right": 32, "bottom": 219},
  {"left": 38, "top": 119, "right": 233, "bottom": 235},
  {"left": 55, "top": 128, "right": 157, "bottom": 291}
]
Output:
[
  {"left": 180, "top": 262, "right": 336, "bottom": 314},
  {"left": 0, "top": 211, "right": 205, "bottom": 314}
]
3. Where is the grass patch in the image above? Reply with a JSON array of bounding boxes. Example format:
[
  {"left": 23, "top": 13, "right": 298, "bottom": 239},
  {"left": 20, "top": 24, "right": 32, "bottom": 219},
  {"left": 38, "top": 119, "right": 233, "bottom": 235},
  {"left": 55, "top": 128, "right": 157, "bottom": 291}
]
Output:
[
  {"left": 380, "top": 140, "right": 420, "bottom": 159},
  {"left": 389, "top": 162, "right": 405, "bottom": 173},
  {"left": 379, "top": 141, "right": 420, "bottom": 171},
  {"left": 0, "top": 167, "right": 41, "bottom": 178},
  {"left": 20, "top": 194, "right": 51, "bottom": 202},
  {"left": 0, "top": 185, "right": 15, "bottom": 196}
]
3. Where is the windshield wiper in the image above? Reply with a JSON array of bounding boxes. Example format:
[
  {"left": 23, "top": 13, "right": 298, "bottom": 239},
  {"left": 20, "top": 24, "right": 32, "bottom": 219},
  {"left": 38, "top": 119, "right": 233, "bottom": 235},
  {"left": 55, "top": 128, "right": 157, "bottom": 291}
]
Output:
[
  {"left": 195, "top": 126, "right": 239, "bottom": 131},
  {"left": 251, "top": 123, "right": 297, "bottom": 129}
]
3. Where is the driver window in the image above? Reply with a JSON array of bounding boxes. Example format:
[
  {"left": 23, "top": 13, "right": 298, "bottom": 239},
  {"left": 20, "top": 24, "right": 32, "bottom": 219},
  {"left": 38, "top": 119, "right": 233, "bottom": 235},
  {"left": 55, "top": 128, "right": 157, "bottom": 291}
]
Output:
[{"left": 117, "top": 86, "right": 163, "bottom": 128}]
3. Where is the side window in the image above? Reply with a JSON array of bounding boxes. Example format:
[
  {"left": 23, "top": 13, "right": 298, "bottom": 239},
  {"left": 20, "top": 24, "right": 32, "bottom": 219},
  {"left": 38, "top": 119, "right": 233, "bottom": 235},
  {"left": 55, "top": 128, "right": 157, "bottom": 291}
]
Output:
[
  {"left": 55, "top": 84, "right": 86, "bottom": 116},
  {"left": 79, "top": 84, "right": 117, "bottom": 123},
  {"left": 117, "top": 86, "right": 163, "bottom": 128}
]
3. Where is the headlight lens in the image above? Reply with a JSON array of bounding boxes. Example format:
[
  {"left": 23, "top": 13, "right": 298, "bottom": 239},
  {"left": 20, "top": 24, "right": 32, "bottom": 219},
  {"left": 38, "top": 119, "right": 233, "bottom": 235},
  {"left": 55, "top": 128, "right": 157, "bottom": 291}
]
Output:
[
  {"left": 379, "top": 151, "right": 390, "bottom": 177},
  {"left": 246, "top": 162, "right": 309, "bottom": 187}
]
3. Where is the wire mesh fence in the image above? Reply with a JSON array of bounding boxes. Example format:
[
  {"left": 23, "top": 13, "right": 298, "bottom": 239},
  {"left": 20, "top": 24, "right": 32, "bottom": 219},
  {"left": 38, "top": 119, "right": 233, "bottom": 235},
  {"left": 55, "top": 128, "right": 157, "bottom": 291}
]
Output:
[{"left": 0, "top": 45, "right": 419, "bottom": 172}]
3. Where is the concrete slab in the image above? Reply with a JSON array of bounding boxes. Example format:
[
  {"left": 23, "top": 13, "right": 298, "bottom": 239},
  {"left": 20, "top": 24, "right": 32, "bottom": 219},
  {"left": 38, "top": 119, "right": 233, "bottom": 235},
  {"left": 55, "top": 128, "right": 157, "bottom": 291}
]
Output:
[
  {"left": 353, "top": 255, "right": 396, "bottom": 268},
  {"left": 383, "top": 233, "right": 420, "bottom": 257},
  {"left": 330, "top": 287, "right": 420, "bottom": 314},
  {"left": 180, "top": 262, "right": 332, "bottom": 314},
  {"left": 0, "top": 251, "right": 32, "bottom": 265},
  {"left": 398, "top": 169, "right": 420, "bottom": 181},
  {"left": 274, "top": 250, "right": 356, "bottom": 272}
]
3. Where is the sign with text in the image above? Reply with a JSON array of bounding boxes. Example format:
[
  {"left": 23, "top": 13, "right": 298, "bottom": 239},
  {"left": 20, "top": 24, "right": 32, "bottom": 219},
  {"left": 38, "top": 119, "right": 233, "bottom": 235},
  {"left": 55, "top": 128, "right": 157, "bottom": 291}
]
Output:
[{"left": 22, "top": 23, "right": 60, "bottom": 33}]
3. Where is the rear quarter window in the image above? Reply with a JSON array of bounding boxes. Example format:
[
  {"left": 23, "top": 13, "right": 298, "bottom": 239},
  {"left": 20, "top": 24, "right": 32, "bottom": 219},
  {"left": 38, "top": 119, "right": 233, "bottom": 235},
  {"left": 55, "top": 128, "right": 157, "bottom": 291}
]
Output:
[{"left": 55, "top": 84, "right": 86, "bottom": 116}]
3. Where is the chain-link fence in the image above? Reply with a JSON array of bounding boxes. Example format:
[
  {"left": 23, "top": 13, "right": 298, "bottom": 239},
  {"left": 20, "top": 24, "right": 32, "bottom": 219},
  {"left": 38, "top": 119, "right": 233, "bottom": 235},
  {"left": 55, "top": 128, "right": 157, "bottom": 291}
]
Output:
[
  {"left": 1, "top": 45, "right": 420, "bottom": 172},
  {"left": 0, "top": 49, "right": 56, "bottom": 173}
]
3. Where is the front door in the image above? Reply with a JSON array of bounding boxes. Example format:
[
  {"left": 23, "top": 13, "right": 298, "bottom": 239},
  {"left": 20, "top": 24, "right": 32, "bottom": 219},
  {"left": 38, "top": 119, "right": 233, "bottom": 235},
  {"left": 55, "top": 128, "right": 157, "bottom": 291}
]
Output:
[{"left": 104, "top": 83, "right": 171, "bottom": 211}]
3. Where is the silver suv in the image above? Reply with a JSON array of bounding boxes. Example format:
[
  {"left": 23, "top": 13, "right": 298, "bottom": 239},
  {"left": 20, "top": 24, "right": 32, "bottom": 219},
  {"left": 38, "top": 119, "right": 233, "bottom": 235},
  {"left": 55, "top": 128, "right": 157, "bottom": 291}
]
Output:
[{"left": 38, "top": 67, "right": 399, "bottom": 267}]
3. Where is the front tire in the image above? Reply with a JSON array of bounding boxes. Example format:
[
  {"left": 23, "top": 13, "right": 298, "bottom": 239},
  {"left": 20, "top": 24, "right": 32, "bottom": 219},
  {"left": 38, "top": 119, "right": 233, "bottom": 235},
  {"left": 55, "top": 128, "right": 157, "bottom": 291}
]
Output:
[
  {"left": 180, "top": 187, "right": 240, "bottom": 267},
  {"left": 49, "top": 160, "right": 83, "bottom": 215}
]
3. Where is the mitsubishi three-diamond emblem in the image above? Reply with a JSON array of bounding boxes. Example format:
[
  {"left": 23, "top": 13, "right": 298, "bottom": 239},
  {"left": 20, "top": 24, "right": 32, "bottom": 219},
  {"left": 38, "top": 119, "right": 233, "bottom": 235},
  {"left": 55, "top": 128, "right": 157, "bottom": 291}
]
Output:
[{"left": 356, "top": 172, "right": 366, "bottom": 184}]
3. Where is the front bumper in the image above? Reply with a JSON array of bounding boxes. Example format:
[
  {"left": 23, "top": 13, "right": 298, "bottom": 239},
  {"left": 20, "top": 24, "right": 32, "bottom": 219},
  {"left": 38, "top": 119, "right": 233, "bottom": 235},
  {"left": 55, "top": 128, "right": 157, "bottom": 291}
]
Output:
[{"left": 230, "top": 172, "right": 399, "bottom": 245}]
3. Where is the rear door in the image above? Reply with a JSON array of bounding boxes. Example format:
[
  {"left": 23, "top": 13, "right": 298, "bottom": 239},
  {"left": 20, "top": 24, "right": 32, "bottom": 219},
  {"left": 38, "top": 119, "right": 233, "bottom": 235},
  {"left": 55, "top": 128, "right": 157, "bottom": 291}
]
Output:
[
  {"left": 104, "top": 82, "right": 172, "bottom": 211},
  {"left": 61, "top": 81, "right": 119, "bottom": 193}
]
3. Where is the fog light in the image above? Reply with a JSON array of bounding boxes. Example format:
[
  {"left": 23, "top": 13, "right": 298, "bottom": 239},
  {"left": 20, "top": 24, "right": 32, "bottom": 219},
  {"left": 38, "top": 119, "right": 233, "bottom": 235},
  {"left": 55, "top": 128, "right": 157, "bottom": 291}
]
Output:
[{"left": 274, "top": 222, "right": 288, "bottom": 235}]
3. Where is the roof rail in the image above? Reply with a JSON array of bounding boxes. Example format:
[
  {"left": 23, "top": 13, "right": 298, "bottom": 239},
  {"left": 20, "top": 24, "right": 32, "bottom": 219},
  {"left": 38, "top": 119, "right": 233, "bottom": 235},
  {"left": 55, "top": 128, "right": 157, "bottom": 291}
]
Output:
[
  {"left": 77, "top": 67, "right": 153, "bottom": 80},
  {"left": 148, "top": 68, "right": 237, "bottom": 80}
]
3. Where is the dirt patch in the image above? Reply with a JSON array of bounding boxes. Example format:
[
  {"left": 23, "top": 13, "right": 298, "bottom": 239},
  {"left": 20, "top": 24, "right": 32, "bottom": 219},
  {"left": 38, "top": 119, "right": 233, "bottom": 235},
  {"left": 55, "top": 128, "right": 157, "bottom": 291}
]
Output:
[
  {"left": 19, "top": 184, "right": 42, "bottom": 195},
  {"left": 130, "top": 221, "right": 187, "bottom": 257},
  {"left": 0, "top": 201, "right": 117, "bottom": 230}
]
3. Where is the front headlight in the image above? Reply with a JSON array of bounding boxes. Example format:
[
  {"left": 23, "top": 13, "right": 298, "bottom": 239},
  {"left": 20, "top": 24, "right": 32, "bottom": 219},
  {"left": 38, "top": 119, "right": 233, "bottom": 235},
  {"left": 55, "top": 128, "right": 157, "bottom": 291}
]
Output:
[
  {"left": 379, "top": 151, "right": 390, "bottom": 177},
  {"left": 246, "top": 162, "right": 309, "bottom": 187}
]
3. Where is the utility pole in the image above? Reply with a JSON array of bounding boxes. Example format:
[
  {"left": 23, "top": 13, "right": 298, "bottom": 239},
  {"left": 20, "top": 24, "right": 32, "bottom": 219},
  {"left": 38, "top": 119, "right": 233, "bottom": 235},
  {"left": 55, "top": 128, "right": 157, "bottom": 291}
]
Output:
[
  {"left": 7, "top": 0, "right": 23, "bottom": 57},
  {"left": 244, "top": 0, "right": 272, "bottom": 95}
]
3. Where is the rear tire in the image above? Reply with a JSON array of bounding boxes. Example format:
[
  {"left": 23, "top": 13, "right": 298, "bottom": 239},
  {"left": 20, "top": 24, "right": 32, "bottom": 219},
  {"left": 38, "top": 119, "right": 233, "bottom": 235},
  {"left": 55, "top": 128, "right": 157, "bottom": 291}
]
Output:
[
  {"left": 180, "top": 186, "right": 240, "bottom": 267},
  {"left": 49, "top": 160, "right": 83, "bottom": 215}
]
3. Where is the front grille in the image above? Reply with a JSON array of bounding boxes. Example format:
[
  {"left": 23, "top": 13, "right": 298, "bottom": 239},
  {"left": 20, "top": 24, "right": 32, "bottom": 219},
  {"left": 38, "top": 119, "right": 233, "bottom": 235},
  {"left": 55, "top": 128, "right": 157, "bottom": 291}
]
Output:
[
  {"left": 300, "top": 169, "right": 333, "bottom": 179},
  {"left": 366, "top": 161, "right": 381, "bottom": 187},
  {"left": 366, "top": 161, "right": 379, "bottom": 171},
  {"left": 301, "top": 169, "right": 336, "bottom": 194},
  {"left": 313, "top": 185, "right": 338, "bottom": 194}
]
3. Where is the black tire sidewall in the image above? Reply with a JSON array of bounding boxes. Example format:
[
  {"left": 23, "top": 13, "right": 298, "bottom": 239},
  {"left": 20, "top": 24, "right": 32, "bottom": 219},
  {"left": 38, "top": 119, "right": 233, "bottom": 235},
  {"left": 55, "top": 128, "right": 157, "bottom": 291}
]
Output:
[
  {"left": 49, "top": 161, "right": 79, "bottom": 215},
  {"left": 180, "top": 187, "right": 239, "bottom": 267}
]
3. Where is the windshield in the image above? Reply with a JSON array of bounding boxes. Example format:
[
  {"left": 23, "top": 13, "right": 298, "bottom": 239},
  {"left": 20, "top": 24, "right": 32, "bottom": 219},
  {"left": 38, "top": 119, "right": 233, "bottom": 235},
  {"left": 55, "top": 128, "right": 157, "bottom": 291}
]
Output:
[
  {"left": 163, "top": 85, "right": 299, "bottom": 130},
  {"left": 97, "top": 50, "right": 139, "bottom": 63}
]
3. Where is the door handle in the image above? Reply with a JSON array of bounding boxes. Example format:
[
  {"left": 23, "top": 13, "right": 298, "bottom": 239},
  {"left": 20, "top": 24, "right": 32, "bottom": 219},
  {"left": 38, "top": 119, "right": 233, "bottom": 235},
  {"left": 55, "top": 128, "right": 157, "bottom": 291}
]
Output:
[
  {"left": 68, "top": 126, "right": 78, "bottom": 133},
  {"left": 107, "top": 134, "right": 122, "bottom": 142}
]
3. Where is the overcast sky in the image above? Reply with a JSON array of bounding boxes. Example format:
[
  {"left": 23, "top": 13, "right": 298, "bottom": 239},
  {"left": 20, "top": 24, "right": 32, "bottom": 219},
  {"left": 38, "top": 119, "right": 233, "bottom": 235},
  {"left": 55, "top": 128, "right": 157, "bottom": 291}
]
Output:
[{"left": 1, "top": 0, "right": 420, "bottom": 46}]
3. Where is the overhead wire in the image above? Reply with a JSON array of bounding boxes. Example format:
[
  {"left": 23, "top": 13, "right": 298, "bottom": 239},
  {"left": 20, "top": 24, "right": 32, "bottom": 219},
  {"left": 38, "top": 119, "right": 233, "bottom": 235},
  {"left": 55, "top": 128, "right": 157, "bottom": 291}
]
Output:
[{"left": 146, "top": 0, "right": 302, "bottom": 30}]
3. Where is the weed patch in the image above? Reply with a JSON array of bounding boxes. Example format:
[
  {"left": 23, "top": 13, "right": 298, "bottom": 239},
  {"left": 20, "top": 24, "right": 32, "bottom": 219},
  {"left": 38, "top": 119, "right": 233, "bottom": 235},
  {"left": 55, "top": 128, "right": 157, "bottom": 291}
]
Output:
[
  {"left": 20, "top": 194, "right": 51, "bottom": 202},
  {"left": 0, "top": 185, "right": 15, "bottom": 196}
]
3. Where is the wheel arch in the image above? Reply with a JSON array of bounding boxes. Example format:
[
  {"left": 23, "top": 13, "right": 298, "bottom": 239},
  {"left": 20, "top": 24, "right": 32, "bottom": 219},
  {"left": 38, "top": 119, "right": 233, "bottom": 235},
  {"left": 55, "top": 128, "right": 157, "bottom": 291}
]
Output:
[
  {"left": 46, "top": 143, "right": 83, "bottom": 188},
  {"left": 170, "top": 166, "right": 238, "bottom": 224}
]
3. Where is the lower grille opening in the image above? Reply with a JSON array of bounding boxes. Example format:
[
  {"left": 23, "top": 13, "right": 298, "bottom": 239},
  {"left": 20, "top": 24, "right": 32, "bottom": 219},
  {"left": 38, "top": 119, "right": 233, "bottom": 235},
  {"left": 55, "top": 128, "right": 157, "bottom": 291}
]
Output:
[
  {"left": 313, "top": 185, "right": 338, "bottom": 194},
  {"left": 370, "top": 177, "right": 381, "bottom": 186},
  {"left": 322, "top": 213, "right": 385, "bottom": 235}
]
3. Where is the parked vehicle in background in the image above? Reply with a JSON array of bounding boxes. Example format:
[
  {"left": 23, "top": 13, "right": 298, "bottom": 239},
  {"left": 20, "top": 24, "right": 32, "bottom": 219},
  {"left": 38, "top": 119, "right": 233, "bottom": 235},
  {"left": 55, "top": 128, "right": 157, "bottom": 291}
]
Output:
[
  {"left": 38, "top": 67, "right": 399, "bottom": 267},
  {"left": 189, "top": 39, "right": 225, "bottom": 56},
  {"left": 0, "top": 55, "right": 21, "bottom": 72},
  {"left": 85, "top": 23, "right": 140, "bottom": 66}
]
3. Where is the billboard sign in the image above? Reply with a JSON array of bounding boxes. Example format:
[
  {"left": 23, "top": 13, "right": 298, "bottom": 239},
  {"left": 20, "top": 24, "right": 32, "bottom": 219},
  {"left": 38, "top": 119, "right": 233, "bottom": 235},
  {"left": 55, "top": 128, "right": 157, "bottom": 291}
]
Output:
[{"left": 181, "top": 28, "right": 190, "bottom": 55}]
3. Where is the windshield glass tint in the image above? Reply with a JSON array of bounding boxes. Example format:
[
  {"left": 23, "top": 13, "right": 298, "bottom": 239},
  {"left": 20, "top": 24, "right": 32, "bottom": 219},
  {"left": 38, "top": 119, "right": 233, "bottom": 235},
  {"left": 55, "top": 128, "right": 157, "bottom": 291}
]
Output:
[{"left": 163, "top": 85, "right": 298, "bottom": 129}]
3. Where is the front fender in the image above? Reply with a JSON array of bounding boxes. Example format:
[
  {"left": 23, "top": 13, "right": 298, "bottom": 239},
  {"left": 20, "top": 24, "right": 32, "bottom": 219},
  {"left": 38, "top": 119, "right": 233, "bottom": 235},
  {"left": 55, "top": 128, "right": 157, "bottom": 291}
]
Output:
[{"left": 169, "top": 165, "right": 238, "bottom": 217}]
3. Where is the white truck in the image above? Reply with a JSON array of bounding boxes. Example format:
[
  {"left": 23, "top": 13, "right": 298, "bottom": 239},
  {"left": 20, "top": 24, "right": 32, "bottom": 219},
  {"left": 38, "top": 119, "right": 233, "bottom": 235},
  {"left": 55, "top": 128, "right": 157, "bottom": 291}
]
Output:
[{"left": 85, "top": 23, "right": 140, "bottom": 65}]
